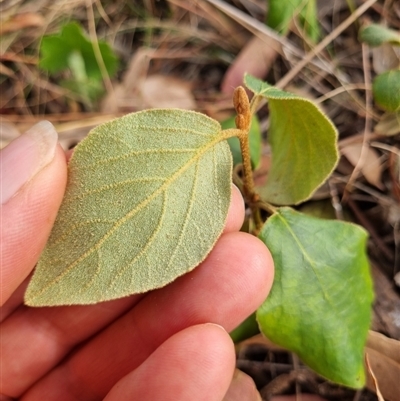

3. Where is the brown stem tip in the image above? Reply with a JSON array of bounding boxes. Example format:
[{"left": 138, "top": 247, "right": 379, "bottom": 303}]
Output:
[{"left": 233, "top": 86, "right": 251, "bottom": 131}]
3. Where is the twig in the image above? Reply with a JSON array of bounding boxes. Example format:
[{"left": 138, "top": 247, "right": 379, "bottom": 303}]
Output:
[
  {"left": 346, "top": 197, "right": 394, "bottom": 261},
  {"left": 276, "top": 0, "right": 379, "bottom": 89},
  {"left": 315, "top": 83, "right": 370, "bottom": 104},
  {"left": 86, "top": 0, "right": 115, "bottom": 97},
  {"left": 342, "top": 42, "right": 373, "bottom": 201},
  {"left": 205, "top": 0, "right": 335, "bottom": 75}
]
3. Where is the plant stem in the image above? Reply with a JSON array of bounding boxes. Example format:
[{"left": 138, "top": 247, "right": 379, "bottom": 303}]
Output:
[
  {"left": 249, "top": 95, "right": 263, "bottom": 116},
  {"left": 236, "top": 131, "right": 255, "bottom": 201}
]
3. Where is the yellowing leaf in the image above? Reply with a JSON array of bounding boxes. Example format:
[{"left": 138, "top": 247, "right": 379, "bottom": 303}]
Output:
[
  {"left": 25, "top": 110, "right": 232, "bottom": 306},
  {"left": 244, "top": 74, "right": 339, "bottom": 205}
]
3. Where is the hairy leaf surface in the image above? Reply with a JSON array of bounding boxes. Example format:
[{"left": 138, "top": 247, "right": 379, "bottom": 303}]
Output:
[
  {"left": 245, "top": 74, "right": 338, "bottom": 205},
  {"left": 257, "top": 207, "right": 374, "bottom": 388},
  {"left": 221, "top": 114, "right": 261, "bottom": 169},
  {"left": 25, "top": 110, "right": 232, "bottom": 306}
]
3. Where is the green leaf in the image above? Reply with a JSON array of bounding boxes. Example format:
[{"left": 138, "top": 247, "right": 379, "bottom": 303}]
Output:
[
  {"left": 359, "top": 24, "right": 400, "bottom": 47},
  {"left": 267, "top": 0, "right": 320, "bottom": 42},
  {"left": 298, "top": 0, "right": 320, "bottom": 43},
  {"left": 373, "top": 69, "right": 400, "bottom": 112},
  {"left": 25, "top": 110, "right": 232, "bottom": 306},
  {"left": 257, "top": 207, "right": 374, "bottom": 388},
  {"left": 39, "top": 22, "right": 118, "bottom": 79},
  {"left": 230, "top": 312, "right": 260, "bottom": 343},
  {"left": 221, "top": 115, "right": 261, "bottom": 169},
  {"left": 244, "top": 74, "right": 339, "bottom": 205}
]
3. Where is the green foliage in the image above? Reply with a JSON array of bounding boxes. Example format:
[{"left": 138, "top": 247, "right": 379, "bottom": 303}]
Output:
[
  {"left": 373, "top": 69, "right": 400, "bottom": 112},
  {"left": 358, "top": 24, "right": 400, "bottom": 115},
  {"left": 221, "top": 114, "right": 261, "bottom": 169},
  {"left": 39, "top": 22, "right": 118, "bottom": 104},
  {"left": 257, "top": 207, "right": 374, "bottom": 388},
  {"left": 24, "top": 75, "right": 373, "bottom": 389},
  {"left": 230, "top": 312, "right": 260, "bottom": 343},
  {"left": 25, "top": 110, "right": 232, "bottom": 306},
  {"left": 359, "top": 23, "right": 400, "bottom": 47},
  {"left": 244, "top": 74, "right": 339, "bottom": 205},
  {"left": 267, "top": 0, "right": 320, "bottom": 42}
]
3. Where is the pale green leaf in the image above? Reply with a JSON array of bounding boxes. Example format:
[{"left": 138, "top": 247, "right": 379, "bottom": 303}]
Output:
[
  {"left": 373, "top": 69, "right": 400, "bottom": 112},
  {"left": 359, "top": 24, "right": 400, "bottom": 47},
  {"left": 221, "top": 115, "right": 261, "bottom": 169},
  {"left": 25, "top": 110, "right": 232, "bottom": 306},
  {"left": 257, "top": 208, "right": 374, "bottom": 388},
  {"left": 244, "top": 74, "right": 339, "bottom": 205},
  {"left": 267, "top": 0, "right": 320, "bottom": 42},
  {"left": 39, "top": 22, "right": 118, "bottom": 78}
]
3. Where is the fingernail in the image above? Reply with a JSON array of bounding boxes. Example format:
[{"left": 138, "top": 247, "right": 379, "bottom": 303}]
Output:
[{"left": 0, "top": 121, "right": 58, "bottom": 204}]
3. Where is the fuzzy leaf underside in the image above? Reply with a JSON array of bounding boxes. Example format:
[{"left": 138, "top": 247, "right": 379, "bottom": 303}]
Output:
[
  {"left": 244, "top": 74, "right": 339, "bottom": 205},
  {"left": 257, "top": 208, "right": 374, "bottom": 388},
  {"left": 25, "top": 110, "right": 232, "bottom": 306}
]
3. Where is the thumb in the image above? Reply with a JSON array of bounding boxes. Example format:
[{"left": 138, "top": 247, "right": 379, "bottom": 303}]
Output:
[{"left": 0, "top": 121, "right": 67, "bottom": 306}]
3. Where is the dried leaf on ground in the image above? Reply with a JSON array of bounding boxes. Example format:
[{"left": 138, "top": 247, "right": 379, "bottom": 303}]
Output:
[
  {"left": 372, "top": 45, "right": 400, "bottom": 75},
  {"left": 101, "top": 49, "right": 196, "bottom": 112},
  {"left": 371, "top": 265, "right": 400, "bottom": 340},
  {"left": 341, "top": 143, "right": 384, "bottom": 189},
  {"left": 365, "top": 355, "right": 385, "bottom": 401},
  {"left": 0, "top": 12, "right": 43, "bottom": 34},
  {"left": 365, "top": 331, "right": 400, "bottom": 401},
  {"left": 375, "top": 112, "right": 400, "bottom": 137},
  {"left": 139, "top": 75, "right": 196, "bottom": 110},
  {"left": 221, "top": 36, "right": 280, "bottom": 94}
]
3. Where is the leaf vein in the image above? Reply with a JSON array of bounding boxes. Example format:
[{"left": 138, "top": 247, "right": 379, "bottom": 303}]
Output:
[
  {"left": 277, "top": 212, "right": 334, "bottom": 305},
  {"left": 28, "top": 134, "right": 224, "bottom": 301},
  {"left": 105, "top": 190, "right": 168, "bottom": 293},
  {"left": 68, "top": 177, "right": 164, "bottom": 201},
  {"left": 165, "top": 160, "right": 200, "bottom": 271},
  {"left": 84, "top": 148, "right": 197, "bottom": 169}
]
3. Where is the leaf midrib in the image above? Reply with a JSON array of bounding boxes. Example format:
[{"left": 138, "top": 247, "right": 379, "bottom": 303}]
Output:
[
  {"left": 27, "top": 133, "right": 226, "bottom": 301},
  {"left": 276, "top": 211, "right": 334, "bottom": 306}
]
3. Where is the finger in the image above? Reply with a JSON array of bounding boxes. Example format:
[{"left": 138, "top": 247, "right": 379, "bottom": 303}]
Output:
[
  {"left": 22, "top": 232, "right": 273, "bottom": 400},
  {"left": 224, "top": 184, "right": 244, "bottom": 233},
  {"left": 0, "top": 122, "right": 67, "bottom": 306},
  {"left": 3, "top": 179, "right": 242, "bottom": 313},
  {"left": 223, "top": 370, "right": 261, "bottom": 401},
  {"left": 1, "top": 185, "right": 245, "bottom": 397},
  {"left": 0, "top": 276, "right": 30, "bottom": 323},
  {"left": 104, "top": 324, "right": 235, "bottom": 401}
]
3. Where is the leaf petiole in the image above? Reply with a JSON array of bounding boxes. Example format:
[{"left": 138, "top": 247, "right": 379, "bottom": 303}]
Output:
[{"left": 222, "top": 87, "right": 265, "bottom": 232}]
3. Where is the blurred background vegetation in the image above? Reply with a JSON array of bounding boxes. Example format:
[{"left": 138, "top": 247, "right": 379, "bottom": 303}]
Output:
[{"left": 1, "top": 1, "right": 399, "bottom": 400}]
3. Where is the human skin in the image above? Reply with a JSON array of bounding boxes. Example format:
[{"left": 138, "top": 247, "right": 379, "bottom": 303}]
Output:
[{"left": 0, "top": 122, "right": 274, "bottom": 401}]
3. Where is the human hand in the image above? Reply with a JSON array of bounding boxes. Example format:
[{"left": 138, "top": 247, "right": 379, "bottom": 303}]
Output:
[{"left": 0, "top": 121, "right": 274, "bottom": 401}]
